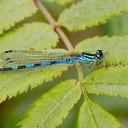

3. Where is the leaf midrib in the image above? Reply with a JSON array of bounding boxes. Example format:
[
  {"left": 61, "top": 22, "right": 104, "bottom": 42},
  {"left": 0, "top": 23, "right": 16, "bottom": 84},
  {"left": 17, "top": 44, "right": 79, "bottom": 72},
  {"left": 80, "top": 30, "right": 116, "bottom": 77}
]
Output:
[{"left": 41, "top": 85, "right": 79, "bottom": 125}]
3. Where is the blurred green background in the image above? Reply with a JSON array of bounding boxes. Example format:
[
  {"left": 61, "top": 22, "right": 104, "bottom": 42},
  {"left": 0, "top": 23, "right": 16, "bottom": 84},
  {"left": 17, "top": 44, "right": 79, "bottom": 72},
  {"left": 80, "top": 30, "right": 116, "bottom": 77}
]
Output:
[{"left": 0, "top": 1, "right": 128, "bottom": 128}]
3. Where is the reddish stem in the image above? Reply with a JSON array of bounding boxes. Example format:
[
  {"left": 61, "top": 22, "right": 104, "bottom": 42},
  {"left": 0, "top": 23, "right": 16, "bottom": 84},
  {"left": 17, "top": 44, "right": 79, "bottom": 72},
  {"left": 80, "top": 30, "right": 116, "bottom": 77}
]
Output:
[{"left": 33, "top": 0, "right": 74, "bottom": 51}]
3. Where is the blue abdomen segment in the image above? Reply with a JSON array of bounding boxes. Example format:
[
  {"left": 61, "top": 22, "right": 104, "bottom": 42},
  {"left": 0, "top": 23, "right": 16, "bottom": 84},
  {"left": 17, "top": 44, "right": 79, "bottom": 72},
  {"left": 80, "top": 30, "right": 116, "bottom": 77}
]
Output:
[
  {"left": 0, "top": 56, "right": 94, "bottom": 72},
  {"left": 56, "top": 58, "right": 79, "bottom": 64},
  {"left": 41, "top": 61, "right": 51, "bottom": 66},
  {"left": 11, "top": 66, "right": 18, "bottom": 70},
  {"left": 26, "top": 64, "right": 35, "bottom": 68}
]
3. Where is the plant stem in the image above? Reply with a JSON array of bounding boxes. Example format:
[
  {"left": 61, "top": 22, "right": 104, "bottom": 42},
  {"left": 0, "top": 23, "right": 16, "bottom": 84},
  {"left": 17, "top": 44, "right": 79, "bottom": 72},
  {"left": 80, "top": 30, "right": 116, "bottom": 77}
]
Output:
[{"left": 34, "top": 0, "right": 74, "bottom": 51}]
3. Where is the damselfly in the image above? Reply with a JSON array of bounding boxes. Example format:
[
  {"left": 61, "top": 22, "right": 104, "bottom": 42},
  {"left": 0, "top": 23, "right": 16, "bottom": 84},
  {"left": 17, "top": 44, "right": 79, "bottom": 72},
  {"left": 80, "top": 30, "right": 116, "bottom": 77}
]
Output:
[{"left": 0, "top": 49, "right": 103, "bottom": 72}]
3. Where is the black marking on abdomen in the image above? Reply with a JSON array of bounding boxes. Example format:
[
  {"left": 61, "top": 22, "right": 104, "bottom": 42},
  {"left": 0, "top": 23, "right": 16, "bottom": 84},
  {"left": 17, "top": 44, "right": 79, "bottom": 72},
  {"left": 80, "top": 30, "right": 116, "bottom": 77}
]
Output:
[
  {"left": 66, "top": 59, "right": 70, "bottom": 63},
  {"left": 17, "top": 65, "right": 26, "bottom": 69},
  {"left": 50, "top": 61, "right": 58, "bottom": 65},
  {"left": 34, "top": 63, "right": 41, "bottom": 67}
]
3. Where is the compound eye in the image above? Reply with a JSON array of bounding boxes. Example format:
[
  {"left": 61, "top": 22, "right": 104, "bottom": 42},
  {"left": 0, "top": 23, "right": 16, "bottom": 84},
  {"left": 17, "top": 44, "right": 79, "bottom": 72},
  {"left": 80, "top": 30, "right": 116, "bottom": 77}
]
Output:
[
  {"left": 96, "top": 51, "right": 99, "bottom": 54},
  {"left": 96, "top": 50, "right": 103, "bottom": 59},
  {"left": 96, "top": 54, "right": 100, "bottom": 58},
  {"left": 96, "top": 50, "right": 101, "bottom": 54}
]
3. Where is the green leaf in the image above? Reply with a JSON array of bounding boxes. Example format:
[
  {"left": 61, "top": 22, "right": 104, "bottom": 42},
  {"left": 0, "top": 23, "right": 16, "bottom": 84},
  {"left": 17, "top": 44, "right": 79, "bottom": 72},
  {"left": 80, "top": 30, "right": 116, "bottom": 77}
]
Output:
[
  {"left": 75, "top": 35, "right": 128, "bottom": 66},
  {"left": 85, "top": 66, "right": 128, "bottom": 99},
  {"left": 46, "top": 0, "right": 73, "bottom": 5},
  {"left": 58, "top": 0, "right": 128, "bottom": 31},
  {"left": 0, "top": 65, "right": 68, "bottom": 103},
  {"left": 41, "top": 0, "right": 65, "bottom": 17},
  {"left": 0, "top": 22, "right": 59, "bottom": 51},
  {"left": 78, "top": 98, "right": 121, "bottom": 128},
  {"left": 103, "top": 13, "right": 128, "bottom": 35},
  {"left": 18, "top": 79, "right": 82, "bottom": 128},
  {"left": 0, "top": 0, "right": 37, "bottom": 34}
]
